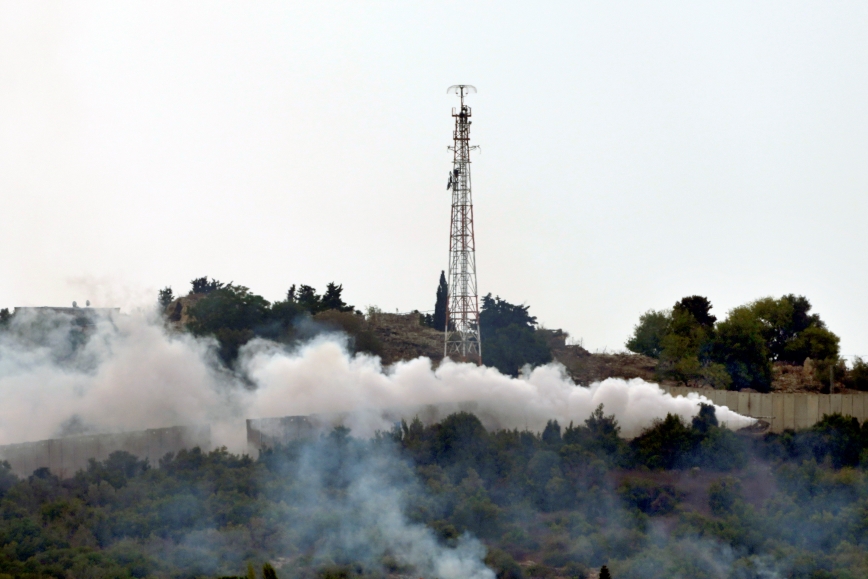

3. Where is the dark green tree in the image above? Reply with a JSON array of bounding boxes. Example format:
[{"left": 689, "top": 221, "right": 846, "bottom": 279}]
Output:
[
  {"left": 711, "top": 305, "right": 772, "bottom": 391},
  {"left": 750, "top": 295, "right": 839, "bottom": 364},
  {"left": 810, "top": 413, "right": 862, "bottom": 468},
  {"left": 630, "top": 414, "right": 695, "bottom": 469},
  {"left": 480, "top": 294, "right": 551, "bottom": 376},
  {"left": 263, "top": 562, "right": 279, "bottom": 579},
  {"left": 657, "top": 305, "right": 729, "bottom": 389},
  {"left": 846, "top": 357, "right": 868, "bottom": 391},
  {"left": 320, "top": 282, "right": 355, "bottom": 313},
  {"left": 674, "top": 295, "right": 717, "bottom": 328},
  {"left": 541, "top": 420, "right": 561, "bottom": 446},
  {"left": 190, "top": 276, "right": 224, "bottom": 294},
  {"left": 433, "top": 271, "right": 448, "bottom": 331},
  {"left": 625, "top": 309, "right": 671, "bottom": 358},
  {"left": 691, "top": 403, "right": 718, "bottom": 434},
  {"left": 599, "top": 565, "right": 611, "bottom": 579},
  {"left": 158, "top": 287, "right": 174, "bottom": 309},
  {"left": 708, "top": 476, "right": 743, "bottom": 516},
  {"left": 294, "top": 285, "right": 320, "bottom": 313},
  {"left": 187, "top": 285, "right": 271, "bottom": 364}
]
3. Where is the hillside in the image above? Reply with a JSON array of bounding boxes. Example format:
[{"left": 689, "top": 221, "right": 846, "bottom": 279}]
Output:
[{"left": 369, "top": 315, "right": 846, "bottom": 395}]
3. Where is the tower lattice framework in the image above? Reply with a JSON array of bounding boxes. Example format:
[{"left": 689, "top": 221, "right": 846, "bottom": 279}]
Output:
[{"left": 445, "top": 85, "right": 481, "bottom": 361}]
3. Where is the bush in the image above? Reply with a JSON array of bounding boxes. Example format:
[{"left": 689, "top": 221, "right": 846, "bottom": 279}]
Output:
[
  {"left": 846, "top": 357, "right": 868, "bottom": 391},
  {"left": 708, "top": 476, "right": 743, "bottom": 516},
  {"left": 618, "top": 478, "right": 682, "bottom": 515},
  {"left": 711, "top": 306, "right": 772, "bottom": 392},
  {"left": 625, "top": 310, "right": 671, "bottom": 358},
  {"left": 485, "top": 548, "right": 524, "bottom": 579}
]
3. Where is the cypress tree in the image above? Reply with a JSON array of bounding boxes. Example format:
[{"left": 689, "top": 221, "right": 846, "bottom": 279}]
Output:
[
  {"left": 433, "top": 271, "right": 448, "bottom": 331},
  {"left": 599, "top": 565, "right": 611, "bottom": 579}
]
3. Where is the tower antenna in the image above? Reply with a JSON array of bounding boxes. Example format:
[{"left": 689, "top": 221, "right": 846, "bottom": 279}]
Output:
[{"left": 444, "top": 84, "right": 481, "bottom": 362}]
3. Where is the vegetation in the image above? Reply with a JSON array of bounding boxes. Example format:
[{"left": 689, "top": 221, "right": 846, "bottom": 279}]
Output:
[
  {"left": 6, "top": 405, "right": 868, "bottom": 578},
  {"left": 480, "top": 294, "right": 552, "bottom": 376},
  {"left": 168, "top": 278, "right": 378, "bottom": 366},
  {"left": 626, "top": 294, "right": 841, "bottom": 391},
  {"left": 157, "top": 288, "right": 174, "bottom": 309},
  {"left": 422, "top": 271, "right": 449, "bottom": 331}
]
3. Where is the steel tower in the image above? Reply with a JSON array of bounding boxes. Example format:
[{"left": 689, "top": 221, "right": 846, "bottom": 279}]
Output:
[{"left": 445, "top": 84, "right": 481, "bottom": 361}]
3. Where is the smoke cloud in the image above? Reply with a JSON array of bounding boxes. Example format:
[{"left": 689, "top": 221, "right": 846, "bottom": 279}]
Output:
[{"left": 0, "top": 309, "right": 753, "bottom": 450}]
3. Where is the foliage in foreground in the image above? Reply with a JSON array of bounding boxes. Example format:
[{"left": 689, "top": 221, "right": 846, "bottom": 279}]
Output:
[{"left": 4, "top": 409, "right": 868, "bottom": 578}]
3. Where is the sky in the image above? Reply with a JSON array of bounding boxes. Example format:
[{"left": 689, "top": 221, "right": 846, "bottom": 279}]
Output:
[{"left": 1, "top": 2, "right": 867, "bottom": 357}]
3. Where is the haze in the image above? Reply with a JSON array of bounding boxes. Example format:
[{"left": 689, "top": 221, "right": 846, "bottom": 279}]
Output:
[{"left": 2, "top": 2, "right": 866, "bottom": 357}]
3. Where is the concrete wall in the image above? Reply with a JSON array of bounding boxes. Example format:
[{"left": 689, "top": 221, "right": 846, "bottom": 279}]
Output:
[
  {"left": 660, "top": 385, "right": 868, "bottom": 432},
  {"left": 246, "top": 416, "right": 316, "bottom": 453},
  {"left": 0, "top": 425, "right": 210, "bottom": 478}
]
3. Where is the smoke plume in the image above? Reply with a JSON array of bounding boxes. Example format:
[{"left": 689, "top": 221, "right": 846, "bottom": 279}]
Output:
[{"left": 0, "top": 308, "right": 752, "bottom": 450}]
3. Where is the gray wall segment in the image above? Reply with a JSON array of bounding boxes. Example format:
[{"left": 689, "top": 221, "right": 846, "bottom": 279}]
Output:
[
  {"left": 831, "top": 394, "right": 842, "bottom": 415},
  {"left": 660, "top": 387, "right": 868, "bottom": 433},
  {"left": 806, "top": 395, "right": 820, "bottom": 429},
  {"left": 854, "top": 396, "right": 865, "bottom": 422},
  {"left": 819, "top": 396, "right": 831, "bottom": 421},
  {"left": 0, "top": 425, "right": 211, "bottom": 478},
  {"left": 843, "top": 395, "right": 854, "bottom": 418},
  {"left": 738, "top": 392, "right": 750, "bottom": 416},
  {"left": 726, "top": 392, "right": 739, "bottom": 413}
]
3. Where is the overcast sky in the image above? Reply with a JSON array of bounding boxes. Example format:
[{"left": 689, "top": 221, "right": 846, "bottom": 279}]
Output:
[{"left": 2, "top": 2, "right": 867, "bottom": 357}]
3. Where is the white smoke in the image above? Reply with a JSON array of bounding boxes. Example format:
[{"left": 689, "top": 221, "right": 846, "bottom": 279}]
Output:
[
  {"left": 242, "top": 338, "right": 755, "bottom": 440},
  {"left": 0, "top": 308, "right": 753, "bottom": 450}
]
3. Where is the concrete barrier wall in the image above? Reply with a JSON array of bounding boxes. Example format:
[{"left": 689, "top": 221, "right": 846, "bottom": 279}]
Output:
[
  {"left": 660, "top": 385, "right": 868, "bottom": 432},
  {"left": 0, "top": 425, "right": 210, "bottom": 478},
  {"left": 246, "top": 416, "right": 316, "bottom": 453}
]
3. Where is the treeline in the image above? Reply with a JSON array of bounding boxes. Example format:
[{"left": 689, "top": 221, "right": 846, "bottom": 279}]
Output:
[
  {"left": 158, "top": 275, "right": 557, "bottom": 376},
  {"left": 624, "top": 294, "right": 868, "bottom": 392},
  {"left": 159, "top": 277, "right": 381, "bottom": 365},
  {"left": 5, "top": 408, "right": 868, "bottom": 578}
]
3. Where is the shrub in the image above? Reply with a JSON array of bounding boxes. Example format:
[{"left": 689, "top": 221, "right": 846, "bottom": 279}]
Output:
[
  {"left": 708, "top": 476, "right": 743, "bottom": 516},
  {"left": 618, "top": 478, "right": 682, "bottom": 515},
  {"left": 625, "top": 310, "right": 671, "bottom": 358}
]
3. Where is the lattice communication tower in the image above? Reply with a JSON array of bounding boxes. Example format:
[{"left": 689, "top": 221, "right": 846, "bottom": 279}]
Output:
[{"left": 444, "top": 84, "right": 481, "bottom": 361}]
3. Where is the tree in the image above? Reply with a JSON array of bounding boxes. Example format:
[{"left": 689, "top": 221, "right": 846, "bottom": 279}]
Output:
[
  {"left": 480, "top": 294, "right": 551, "bottom": 376},
  {"left": 187, "top": 285, "right": 271, "bottom": 364},
  {"left": 294, "top": 285, "right": 320, "bottom": 313},
  {"left": 711, "top": 306, "right": 772, "bottom": 392},
  {"left": 263, "top": 562, "right": 279, "bottom": 579},
  {"left": 433, "top": 271, "right": 448, "bottom": 331},
  {"left": 657, "top": 306, "right": 728, "bottom": 388},
  {"left": 630, "top": 414, "right": 695, "bottom": 469},
  {"left": 158, "top": 287, "right": 174, "bottom": 309},
  {"left": 810, "top": 413, "right": 862, "bottom": 468},
  {"left": 749, "top": 295, "right": 838, "bottom": 364},
  {"left": 625, "top": 309, "right": 671, "bottom": 358},
  {"left": 674, "top": 295, "right": 716, "bottom": 328},
  {"left": 286, "top": 282, "right": 354, "bottom": 314},
  {"left": 190, "top": 276, "right": 224, "bottom": 295},
  {"left": 541, "top": 420, "right": 561, "bottom": 446},
  {"left": 599, "top": 565, "right": 611, "bottom": 579},
  {"left": 708, "top": 476, "right": 743, "bottom": 516},
  {"left": 320, "top": 282, "right": 355, "bottom": 313},
  {"left": 845, "top": 357, "right": 868, "bottom": 391},
  {"left": 691, "top": 403, "right": 718, "bottom": 434},
  {"left": 480, "top": 294, "right": 538, "bottom": 332}
]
